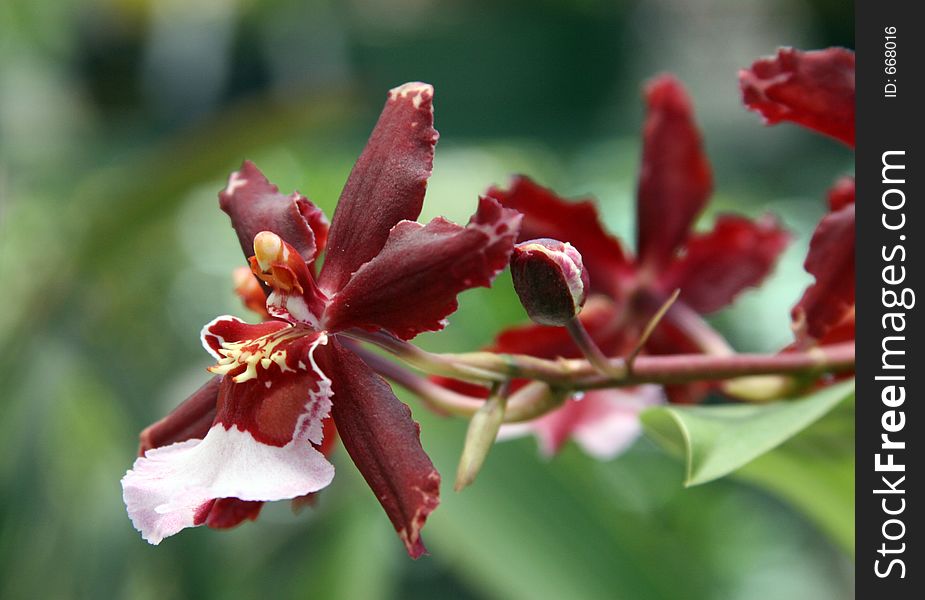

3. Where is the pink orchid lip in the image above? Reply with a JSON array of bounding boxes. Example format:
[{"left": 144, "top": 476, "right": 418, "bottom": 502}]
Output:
[
  {"left": 124, "top": 325, "right": 337, "bottom": 545},
  {"left": 498, "top": 386, "right": 664, "bottom": 459}
]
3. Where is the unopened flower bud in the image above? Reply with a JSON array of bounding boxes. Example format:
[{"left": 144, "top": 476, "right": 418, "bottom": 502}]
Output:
[
  {"left": 233, "top": 266, "right": 270, "bottom": 318},
  {"left": 510, "top": 238, "right": 588, "bottom": 326},
  {"left": 455, "top": 392, "right": 507, "bottom": 491}
]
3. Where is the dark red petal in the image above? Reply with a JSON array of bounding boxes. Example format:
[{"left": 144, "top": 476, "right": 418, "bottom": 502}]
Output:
[
  {"left": 196, "top": 498, "right": 264, "bottom": 529},
  {"left": 792, "top": 203, "right": 855, "bottom": 346},
  {"left": 487, "top": 176, "right": 634, "bottom": 298},
  {"left": 740, "top": 47, "right": 855, "bottom": 147},
  {"left": 320, "top": 341, "right": 440, "bottom": 558},
  {"left": 323, "top": 196, "right": 521, "bottom": 340},
  {"left": 817, "top": 308, "right": 855, "bottom": 346},
  {"left": 657, "top": 214, "right": 790, "bottom": 314},
  {"left": 827, "top": 176, "right": 855, "bottom": 211},
  {"left": 219, "top": 160, "right": 328, "bottom": 264},
  {"left": 138, "top": 378, "right": 220, "bottom": 455},
  {"left": 214, "top": 374, "right": 323, "bottom": 447},
  {"left": 320, "top": 83, "right": 439, "bottom": 294},
  {"left": 636, "top": 75, "right": 713, "bottom": 270}
]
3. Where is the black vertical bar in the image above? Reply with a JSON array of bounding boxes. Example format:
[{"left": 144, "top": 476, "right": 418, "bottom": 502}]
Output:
[{"left": 856, "top": 1, "right": 920, "bottom": 596}]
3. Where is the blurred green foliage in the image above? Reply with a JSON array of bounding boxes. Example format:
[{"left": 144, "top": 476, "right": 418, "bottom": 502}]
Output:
[{"left": 1, "top": 0, "right": 853, "bottom": 598}]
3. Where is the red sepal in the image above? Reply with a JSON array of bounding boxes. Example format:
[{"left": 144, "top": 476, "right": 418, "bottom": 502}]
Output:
[
  {"left": 323, "top": 196, "right": 521, "bottom": 339},
  {"left": 320, "top": 83, "right": 439, "bottom": 294},
  {"left": 219, "top": 160, "right": 328, "bottom": 264},
  {"left": 636, "top": 75, "right": 713, "bottom": 270},
  {"left": 792, "top": 203, "right": 855, "bottom": 346},
  {"left": 658, "top": 215, "right": 790, "bottom": 314},
  {"left": 320, "top": 341, "right": 440, "bottom": 558},
  {"left": 740, "top": 47, "right": 855, "bottom": 147}
]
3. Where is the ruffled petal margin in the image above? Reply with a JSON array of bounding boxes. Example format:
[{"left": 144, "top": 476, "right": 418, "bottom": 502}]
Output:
[
  {"left": 219, "top": 160, "right": 328, "bottom": 264},
  {"left": 323, "top": 196, "right": 521, "bottom": 340},
  {"left": 792, "top": 202, "right": 856, "bottom": 346},
  {"left": 739, "top": 47, "right": 856, "bottom": 147},
  {"left": 658, "top": 214, "right": 790, "bottom": 314}
]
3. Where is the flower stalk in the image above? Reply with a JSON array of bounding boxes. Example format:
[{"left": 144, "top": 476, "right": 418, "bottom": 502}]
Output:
[
  {"left": 352, "top": 337, "right": 854, "bottom": 420},
  {"left": 565, "top": 317, "right": 618, "bottom": 377},
  {"left": 444, "top": 342, "right": 855, "bottom": 389},
  {"left": 625, "top": 288, "right": 681, "bottom": 374}
]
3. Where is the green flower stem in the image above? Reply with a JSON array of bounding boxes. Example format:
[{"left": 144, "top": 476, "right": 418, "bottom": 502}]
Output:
[
  {"left": 564, "top": 316, "right": 619, "bottom": 377},
  {"left": 344, "top": 330, "right": 507, "bottom": 382},
  {"left": 345, "top": 342, "right": 567, "bottom": 422},
  {"left": 353, "top": 329, "right": 854, "bottom": 389},
  {"left": 344, "top": 331, "right": 854, "bottom": 417}
]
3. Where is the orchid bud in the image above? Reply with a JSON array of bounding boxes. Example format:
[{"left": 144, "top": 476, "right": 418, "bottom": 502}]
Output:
[
  {"left": 233, "top": 266, "right": 270, "bottom": 318},
  {"left": 510, "top": 238, "right": 589, "bottom": 326},
  {"left": 455, "top": 391, "right": 507, "bottom": 491}
]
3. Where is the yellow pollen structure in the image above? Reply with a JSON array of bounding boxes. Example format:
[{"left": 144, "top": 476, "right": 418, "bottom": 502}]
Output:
[
  {"left": 253, "top": 231, "right": 287, "bottom": 272},
  {"left": 208, "top": 327, "right": 304, "bottom": 383}
]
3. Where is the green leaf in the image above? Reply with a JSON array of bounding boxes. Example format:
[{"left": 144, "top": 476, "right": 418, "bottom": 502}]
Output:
[
  {"left": 640, "top": 380, "right": 855, "bottom": 486},
  {"left": 737, "top": 397, "right": 855, "bottom": 554}
]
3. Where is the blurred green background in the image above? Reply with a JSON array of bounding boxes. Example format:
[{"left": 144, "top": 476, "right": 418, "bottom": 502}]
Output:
[{"left": 0, "top": 0, "right": 854, "bottom": 598}]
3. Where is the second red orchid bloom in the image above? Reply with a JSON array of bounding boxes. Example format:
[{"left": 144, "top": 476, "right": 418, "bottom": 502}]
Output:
[{"left": 442, "top": 75, "right": 789, "bottom": 457}]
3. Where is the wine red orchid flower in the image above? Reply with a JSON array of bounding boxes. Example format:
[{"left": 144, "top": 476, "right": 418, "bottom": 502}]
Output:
[
  {"left": 441, "top": 74, "right": 789, "bottom": 458},
  {"left": 121, "top": 82, "right": 522, "bottom": 557},
  {"left": 740, "top": 47, "right": 856, "bottom": 349}
]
